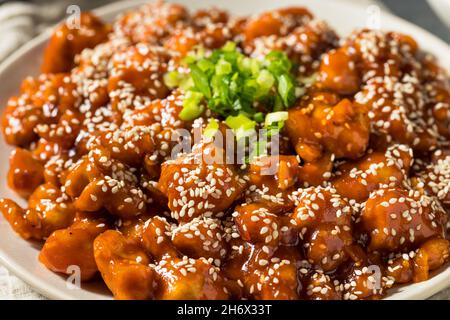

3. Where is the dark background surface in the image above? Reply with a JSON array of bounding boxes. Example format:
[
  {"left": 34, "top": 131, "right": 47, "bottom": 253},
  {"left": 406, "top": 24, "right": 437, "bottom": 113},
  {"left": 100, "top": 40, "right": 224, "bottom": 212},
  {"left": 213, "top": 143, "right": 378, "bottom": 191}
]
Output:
[
  {"left": 380, "top": 0, "right": 449, "bottom": 43},
  {"left": 0, "top": 0, "right": 448, "bottom": 43}
]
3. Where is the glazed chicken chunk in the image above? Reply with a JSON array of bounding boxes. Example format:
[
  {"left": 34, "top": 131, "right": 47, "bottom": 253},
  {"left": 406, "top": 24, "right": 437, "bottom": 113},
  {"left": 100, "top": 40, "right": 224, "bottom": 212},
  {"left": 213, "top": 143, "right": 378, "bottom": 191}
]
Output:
[
  {"left": 360, "top": 187, "right": 447, "bottom": 252},
  {"left": 158, "top": 143, "right": 246, "bottom": 223},
  {"left": 1, "top": 1, "right": 449, "bottom": 301}
]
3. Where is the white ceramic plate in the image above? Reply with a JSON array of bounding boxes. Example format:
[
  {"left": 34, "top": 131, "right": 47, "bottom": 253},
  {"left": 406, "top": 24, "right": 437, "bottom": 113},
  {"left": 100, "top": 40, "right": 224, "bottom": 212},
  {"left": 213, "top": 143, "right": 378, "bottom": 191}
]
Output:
[
  {"left": 0, "top": 0, "right": 449, "bottom": 300},
  {"left": 427, "top": 0, "right": 450, "bottom": 29}
]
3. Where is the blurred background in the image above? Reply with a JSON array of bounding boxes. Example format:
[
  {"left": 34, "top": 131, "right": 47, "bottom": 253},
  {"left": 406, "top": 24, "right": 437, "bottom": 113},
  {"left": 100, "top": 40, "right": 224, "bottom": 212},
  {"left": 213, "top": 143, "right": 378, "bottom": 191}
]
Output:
[
  {"left": 0, "top": 0, "right": 448, "bottom": 63},
  {"left": 0, "top": 0, "right": 449, "bottom": 300}
]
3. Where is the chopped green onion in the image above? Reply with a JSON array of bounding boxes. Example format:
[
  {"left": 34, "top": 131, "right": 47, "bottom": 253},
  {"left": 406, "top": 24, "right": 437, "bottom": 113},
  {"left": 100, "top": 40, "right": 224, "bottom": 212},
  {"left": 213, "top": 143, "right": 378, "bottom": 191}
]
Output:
[
  {"left": 179, "top": 77, "right": 194, "bottom": 91},
  {"left": 249, "top": 139, "right": 268, "bottom": 159},
  {"left": 166, "top": 42, "right": 299, "bottom": 125},
  {"left": 298, "top": 74, "right": 317, "bottom": 85},
  {"left": 265, "top": 111, "right": 289, "bottom": 127},
  {"left": 250, "top": 59, "right": 262, "bottom": 75},
  {"left": 273, "top": 94, "right": 284, "bottom": 112},
  {"left": 253, "top": 112, "right": 264, "bottom": 123},
  {"left": 265, "top": 51, "right": 292, "bottom": 76},
  {"left": 179, "top": 91, "right": 204, "bottom": 121},
  {"left": 216, "top": 59, "right": 232, "bottom": 75},
  {"left": 295, "top": 86, "right": 306, "bottom": 98},
  {"left": 163, "top": 71, "right": 181, "bottom": 88},
  {"left": 225, "top": 114, "right": 256, "bottom": 140},
  {"left": 237, "top": 56, "right": 252, "bottom": 73},
  {"left": 264, "top": 111, "right": 289, "bottom": 138},
  {"left": 186, "top": 45, "right": 206, "bottom": 62},
  {"left": 256, "top": 70, "right": 275, "bottom": 96},
  {"left": 198, "top": 59, "right": 214, "bottom": 72},
  {"left": 222, "top": 41, "right": 236, "bottom": 52},
  {"left": 278, "top": 74, "right": 295, "bottom": 107},
  {"left": 225, "top": 114, "right": 255, "bottom": 130},
  {"left": 189, "top": 65, "right": 211, "bottom": 98},
  {"left": 235, "top": 126, "right": 256, "bottom": 141},
  {"left": 204, "top": 118, "right": 219, "bottom": 139}
]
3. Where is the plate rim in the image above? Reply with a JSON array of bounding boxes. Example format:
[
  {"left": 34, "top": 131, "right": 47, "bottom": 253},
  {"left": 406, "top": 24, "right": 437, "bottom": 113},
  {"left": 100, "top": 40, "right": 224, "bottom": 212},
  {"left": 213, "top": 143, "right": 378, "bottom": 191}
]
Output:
[{"left": 0, "top": 0, "right": 449, "bottom": 300}]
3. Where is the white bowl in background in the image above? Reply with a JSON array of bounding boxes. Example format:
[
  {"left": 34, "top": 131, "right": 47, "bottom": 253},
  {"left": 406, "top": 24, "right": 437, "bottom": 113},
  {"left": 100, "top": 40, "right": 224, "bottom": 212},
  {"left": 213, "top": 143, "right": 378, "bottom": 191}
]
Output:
[
  {"left": 0, "top": 0, "right": 449, "bottom": 300},
  {"left": 428, "top": 0, "right": 450, "bottom": 30}
]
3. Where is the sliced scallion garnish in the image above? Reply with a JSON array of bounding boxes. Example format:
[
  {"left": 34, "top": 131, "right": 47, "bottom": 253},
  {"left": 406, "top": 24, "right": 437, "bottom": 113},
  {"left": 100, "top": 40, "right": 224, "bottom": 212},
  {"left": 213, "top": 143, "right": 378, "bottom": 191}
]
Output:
[{"left": 179, "top": 91, "right": 205, "bottom": 121}]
